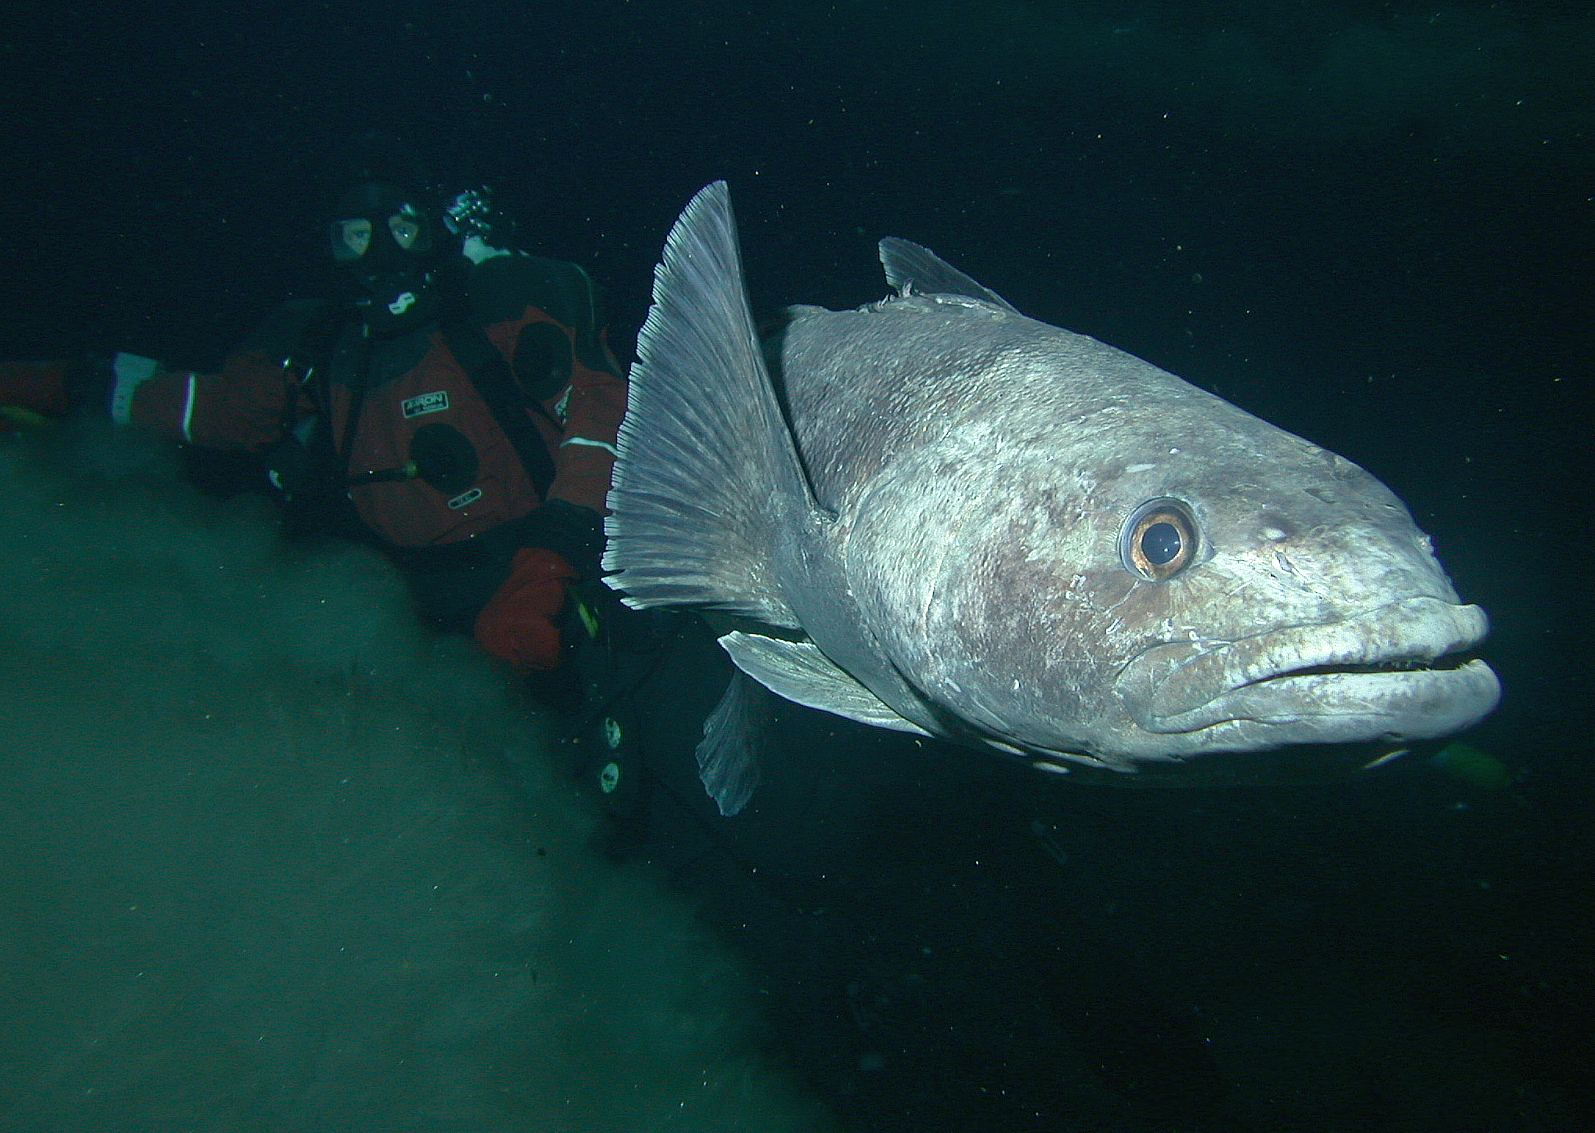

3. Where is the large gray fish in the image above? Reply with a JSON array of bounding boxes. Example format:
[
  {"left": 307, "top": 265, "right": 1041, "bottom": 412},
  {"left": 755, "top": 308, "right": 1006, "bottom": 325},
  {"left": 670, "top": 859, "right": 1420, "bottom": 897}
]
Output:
[{"left": 604, "top": 182, "right": 1500, "bottom": 814}]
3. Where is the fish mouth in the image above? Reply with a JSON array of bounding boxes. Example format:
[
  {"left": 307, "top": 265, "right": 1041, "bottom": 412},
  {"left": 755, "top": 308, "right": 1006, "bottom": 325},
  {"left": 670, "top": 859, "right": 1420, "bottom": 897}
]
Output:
[{"left": 1114, "top": 596, "right": 1501, "bottom": 746}]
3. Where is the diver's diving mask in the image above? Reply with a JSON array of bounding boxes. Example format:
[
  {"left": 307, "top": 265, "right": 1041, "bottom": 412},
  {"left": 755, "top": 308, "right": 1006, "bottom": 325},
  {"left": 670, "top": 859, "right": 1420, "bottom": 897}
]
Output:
[
  {"left": 326, "top": 181, "right": 444, "bottom": 334},
  {"left": 330, "top": 201, "right": 433, "bottom": 265},
  {"left": 328, "top": 179, "right": 436, "bottom": 265}
]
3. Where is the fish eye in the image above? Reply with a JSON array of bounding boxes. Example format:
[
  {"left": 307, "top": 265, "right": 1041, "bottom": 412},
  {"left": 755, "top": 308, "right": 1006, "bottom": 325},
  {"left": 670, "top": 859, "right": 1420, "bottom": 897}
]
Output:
[{"left": 1120, "top": 498, "right": 1198, "bottom": 582}]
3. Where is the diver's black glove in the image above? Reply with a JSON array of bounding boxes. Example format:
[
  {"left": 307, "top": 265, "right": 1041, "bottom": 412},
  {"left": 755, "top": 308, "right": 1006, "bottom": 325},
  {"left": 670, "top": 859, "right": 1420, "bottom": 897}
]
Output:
[
  {"left": 65, "top": 351, "right": 165, "bottom": 422},
  {"left": 517, "top": 499, "right": 606, "bottom": 581},
  {"left": 60, "top": 352, "right": 115, "bottom": 418}
]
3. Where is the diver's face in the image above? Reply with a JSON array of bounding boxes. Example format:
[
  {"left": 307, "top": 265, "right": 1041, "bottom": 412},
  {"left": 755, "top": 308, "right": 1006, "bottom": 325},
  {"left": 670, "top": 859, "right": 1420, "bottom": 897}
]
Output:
[
  {"left": 328, "top": 183, "right": 439, "bottom": 331},
  {"left": 330, "top": 203, "right": 432, "bottom": 271}
]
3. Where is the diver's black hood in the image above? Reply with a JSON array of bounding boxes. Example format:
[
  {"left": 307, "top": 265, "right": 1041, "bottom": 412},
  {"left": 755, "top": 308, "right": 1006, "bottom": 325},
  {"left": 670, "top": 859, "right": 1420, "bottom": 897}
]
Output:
[
  {"left": 329, "top": 182, "right": 447, "bottom": 336},
  {"left": 347, "top": 266, "right": 442, "bottom": 338}
]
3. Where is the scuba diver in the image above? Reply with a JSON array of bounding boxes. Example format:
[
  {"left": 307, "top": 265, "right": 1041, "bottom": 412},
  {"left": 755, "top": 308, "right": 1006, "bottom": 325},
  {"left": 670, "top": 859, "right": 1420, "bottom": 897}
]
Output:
[{"left": 0, "top": 134, "right": 664, "bottom": 810}]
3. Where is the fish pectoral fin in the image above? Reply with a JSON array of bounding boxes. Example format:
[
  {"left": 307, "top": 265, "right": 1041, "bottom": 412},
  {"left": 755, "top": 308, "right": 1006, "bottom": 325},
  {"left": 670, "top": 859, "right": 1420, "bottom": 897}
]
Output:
[
  {"left": 719, "top": 631, "right": 934, "bottom": 737},
  {"left": 695, "top": 670, "right": 769, "bottom": 817},
  {"left": 602, "top": 181, "right": 814, "bottom": 628}
]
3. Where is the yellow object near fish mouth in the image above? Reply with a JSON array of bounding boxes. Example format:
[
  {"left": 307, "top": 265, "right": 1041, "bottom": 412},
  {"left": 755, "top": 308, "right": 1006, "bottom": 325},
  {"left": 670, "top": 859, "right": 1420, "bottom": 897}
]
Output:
[
  {"left": 1429, "top": 741, "right": 1514, "bottom": 792},
  {"left": 1, "top": 405, "right": 50, "bottom": 430}
]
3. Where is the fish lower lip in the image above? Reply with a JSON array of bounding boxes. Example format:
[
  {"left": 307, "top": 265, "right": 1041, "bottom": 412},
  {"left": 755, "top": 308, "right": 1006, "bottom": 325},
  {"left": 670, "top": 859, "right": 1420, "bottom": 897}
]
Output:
[
  {"left": 1115, "top": 596, "right": 1500, "bottom": 740},
  {"left": 1197, "top": 660, "right": 1499, "bottom": 726}
]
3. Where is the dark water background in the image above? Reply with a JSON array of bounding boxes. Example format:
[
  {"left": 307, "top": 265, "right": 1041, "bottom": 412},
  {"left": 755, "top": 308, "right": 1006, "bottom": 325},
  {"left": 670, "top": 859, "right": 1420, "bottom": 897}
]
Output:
[{"left": 2, "top": 1, "right": 1590, "bottom": 1129}]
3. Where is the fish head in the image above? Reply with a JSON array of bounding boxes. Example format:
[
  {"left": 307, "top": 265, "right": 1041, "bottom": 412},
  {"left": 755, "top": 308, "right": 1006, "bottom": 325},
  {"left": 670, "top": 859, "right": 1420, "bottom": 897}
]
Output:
[{"left": 845, "top": 350, "right": 1500, "bottom": 777}]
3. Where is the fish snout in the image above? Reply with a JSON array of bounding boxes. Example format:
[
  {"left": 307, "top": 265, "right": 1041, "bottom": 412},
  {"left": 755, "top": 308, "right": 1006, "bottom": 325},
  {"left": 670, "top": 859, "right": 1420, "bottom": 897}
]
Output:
[{"left": 1113, "top": 597, "right": 1500, "bottom": 750}]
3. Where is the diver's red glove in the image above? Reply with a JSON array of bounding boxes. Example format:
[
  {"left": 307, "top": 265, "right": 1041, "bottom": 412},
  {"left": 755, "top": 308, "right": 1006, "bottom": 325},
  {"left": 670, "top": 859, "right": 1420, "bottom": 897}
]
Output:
[
  {"left": 0, "top": 359, "right": 74, "bottom": 421},
  {"left": 473, "top": 546, "right": 578, "bottom": 672}
]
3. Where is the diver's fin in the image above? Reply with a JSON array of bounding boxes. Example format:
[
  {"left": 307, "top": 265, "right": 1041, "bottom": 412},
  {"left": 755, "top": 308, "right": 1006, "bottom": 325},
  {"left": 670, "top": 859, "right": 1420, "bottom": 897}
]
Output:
[
  {"left": 719, "top": 631, "right": 935, "bottom": 737},
  {"left": 604, "top": 181, "right": 814, "bottom": 628},
  {"left": 878, "top": 237, "right": 1021, "bottom": 313},
  {"left": 695, "top": 670, "right": 771, "bottom": 817}
]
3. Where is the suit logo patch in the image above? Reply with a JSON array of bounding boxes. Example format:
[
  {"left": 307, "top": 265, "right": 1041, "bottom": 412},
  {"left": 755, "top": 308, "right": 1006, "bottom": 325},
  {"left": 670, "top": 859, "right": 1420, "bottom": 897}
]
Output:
[{"left": 402, "top": 391, "right": 450, "bottom": 418}]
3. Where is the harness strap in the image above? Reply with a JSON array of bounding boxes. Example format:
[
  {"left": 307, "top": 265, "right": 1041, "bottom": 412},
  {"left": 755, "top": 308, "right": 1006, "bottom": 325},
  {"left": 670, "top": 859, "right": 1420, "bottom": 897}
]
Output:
[
  {"left": 438, "top": 313, "right": 558, "bottom": 500},
  {"left": 288, "top": 292, "right": 561, "bottom": 517}
]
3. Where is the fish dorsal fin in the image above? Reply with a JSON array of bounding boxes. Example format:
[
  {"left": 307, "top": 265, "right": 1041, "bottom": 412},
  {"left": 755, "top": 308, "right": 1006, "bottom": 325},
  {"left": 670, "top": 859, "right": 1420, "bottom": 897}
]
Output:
[{"left": 878, "top": 237, "right": 1021, "bottom": 314}]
